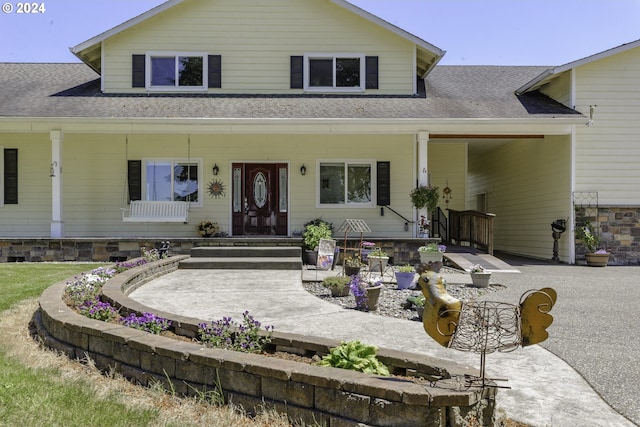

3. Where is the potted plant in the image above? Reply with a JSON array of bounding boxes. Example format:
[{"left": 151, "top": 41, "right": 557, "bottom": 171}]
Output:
[
  {"left": 410, "top": 185, "right": 440, "bottom": 212},
  {"left": 344, "top": 255, "right": 365, "bottom": 276},
  {"left": 350, "top": 275, "right": 383, "bottom": 311},
  {"left": 302, "top": 218, "right": 333, "bottom": 265},
  {"left": 394, "top": 264, "right": 416, "bottom": 290},
  {"left": 196, "top": 220, "right": 219, "bottom": 237},
  {"left": 576, "top": 221, "right": 610, "bottom": 267},
  {"left": 367, "top": 247, "right": 389, "bottom": 272},
  {"left": 469, "top": 264, "right": 491, "bottom": 288},
  {"left": 417, "top": 243, "right": 446, "bottom": 263},
  {"left": 321, "top": 276, "right": 351, "bottom": 297},
  {"left": 360, "top": 241, "right": 376, "bottom": 262}
]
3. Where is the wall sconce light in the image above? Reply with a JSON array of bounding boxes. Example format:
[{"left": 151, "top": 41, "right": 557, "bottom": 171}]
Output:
[
  {"left": 586, "top": 104, "right": 597, "bottom": 127},
  {"left": 49, "top": 161, "right": 58, "bottom": 177},
  {"left": 300, "top": 164, "right": 306, "bottom": 176},
  {"left": 212, "top": 163, "right": 219, "bottom": 175}
]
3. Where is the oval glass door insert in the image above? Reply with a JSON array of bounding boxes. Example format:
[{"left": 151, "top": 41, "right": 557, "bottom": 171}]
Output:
[{"left": 253, "top": 172, "right": 267, "bottom": 208}]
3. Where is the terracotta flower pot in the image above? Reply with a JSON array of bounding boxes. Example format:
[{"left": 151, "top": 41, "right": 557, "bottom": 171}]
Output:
[
  {"left": 585, "top": 252, "right": 610, "bottom": 267},
  {"left": 356, "top": 284, "right": 383, "bottom": 311}
]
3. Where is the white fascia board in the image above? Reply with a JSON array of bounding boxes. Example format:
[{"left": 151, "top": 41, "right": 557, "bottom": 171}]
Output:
[
  {"left": 517, "top": 39, "right": 640, "bottom": 95},
  {"left": 70, "top": 0, "right": 184, "bottom": 55},
  {"left": 0, "top": 117, "right": 585, "bottom": 136}
]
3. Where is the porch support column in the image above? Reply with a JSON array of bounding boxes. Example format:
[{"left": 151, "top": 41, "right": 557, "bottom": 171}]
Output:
[
  {"left": 417, "top": 131, "right": 429, "bottom": 186},
  {"left": 416, "top": 131, "right": 429, "bottom": 237},
  {"left": 50, "top": 130, "right": 64, "bottom": 238}
]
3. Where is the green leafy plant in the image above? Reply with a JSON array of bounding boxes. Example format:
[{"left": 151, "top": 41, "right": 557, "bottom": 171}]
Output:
[
  {"left": 344, "top": 255, "right": 365, "bottom": 268},
  {"left": 321, "top": 276, "right": 351, "bottom": 290},
  {"left": 418, "top": 243, "right": 447, "bottom": 253},
  {"left": 575, "top": 220, "right": 602, "bottom": 253},
  {"left": 410, "top": 185, "right": 440, "bottom": 211},
  {"left": 302, "top": 220, "right": 333, "bottom": 251},
  {"left": 405, "top": 294, "right": 425, "bottom": 308},
  {"left": 397, "top": 264, "right": 415, "bottom": 273},
  {"left": 369, "top": 247, "right": 387, "bottom": 257},
  {"left": 319, "top": 340, "right": 389, "bottom": 376}
]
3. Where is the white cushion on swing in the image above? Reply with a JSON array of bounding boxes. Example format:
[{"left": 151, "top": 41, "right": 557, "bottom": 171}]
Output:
[{"left": 122, "top": 201, "right": 189, "bottom": 223}]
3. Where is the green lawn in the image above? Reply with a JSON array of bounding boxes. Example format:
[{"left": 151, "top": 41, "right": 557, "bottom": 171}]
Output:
[{"left": 0, "top": 263, "right": 164, "bottom": 427}]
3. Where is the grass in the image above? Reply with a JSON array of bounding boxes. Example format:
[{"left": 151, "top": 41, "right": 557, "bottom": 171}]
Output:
[{"left": 0, "top": 263, "right": 297, "bottom": 427}]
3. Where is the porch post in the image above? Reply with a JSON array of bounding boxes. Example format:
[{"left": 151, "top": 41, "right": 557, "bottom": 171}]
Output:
[
  {"left": 50, "top": 130, "right": 64, "bottom": 238},
  {"left": 417, "top": 131, "right": 429, "bottom": 186},
  {"left": 417, "top": 131, "right": 429, "bottom": 237}
]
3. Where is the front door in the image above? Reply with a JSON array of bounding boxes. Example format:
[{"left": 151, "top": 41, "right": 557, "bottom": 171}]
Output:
[{"left": 232, "top": 163, "right": 288, "bottom": 236}]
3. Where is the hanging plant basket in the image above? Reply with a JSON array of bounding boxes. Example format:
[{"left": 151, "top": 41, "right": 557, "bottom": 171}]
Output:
[{"left": 410, "top": 185, "right": 440, "bottom": 211}]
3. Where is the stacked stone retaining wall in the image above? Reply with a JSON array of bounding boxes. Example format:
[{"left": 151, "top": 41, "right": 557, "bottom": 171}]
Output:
[{"left": 34, "top": 257, "right": 497, "bottom": 426}]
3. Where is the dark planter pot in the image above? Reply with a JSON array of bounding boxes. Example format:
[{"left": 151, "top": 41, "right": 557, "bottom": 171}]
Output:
[
  {"left": 303, "top": 250, "right": 318, "bottom": 266},
  {"left": 344, "top": 266, "right": 361, "bottom": 276}
]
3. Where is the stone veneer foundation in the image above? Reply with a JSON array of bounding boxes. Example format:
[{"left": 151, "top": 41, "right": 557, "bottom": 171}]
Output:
[{"left": 34, "top": 256, "right": 496, "bottom": 426}]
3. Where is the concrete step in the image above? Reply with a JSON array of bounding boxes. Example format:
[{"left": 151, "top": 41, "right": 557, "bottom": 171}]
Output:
[
  {"left": 190, "top": 246, "right": 301, "bottom": 259},
  {"left": 179, "top": 256, "right": 302, "bottom": 270}
]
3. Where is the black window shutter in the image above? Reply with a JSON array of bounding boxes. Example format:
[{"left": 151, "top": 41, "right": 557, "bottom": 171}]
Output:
[
  {"left": 366, "top": 56, "right": 379, "bottom": 90},
  {"left": 127, "top": 160, "right": 142, "bottom": 202},
  {"left": 376, "top": 161, "right": 390, "bottom": 206},
  {"left": 208, "top": 55, "right": 222, "bottom": 88},
  {"left": 4, "top": 149, "right": 18, "bottom": 204},
  {"left": 132, "top": 54, "right": 146, "bottom": 88},
  {"left": 290, "top": 56, "right": 303, "bottom": 89}
]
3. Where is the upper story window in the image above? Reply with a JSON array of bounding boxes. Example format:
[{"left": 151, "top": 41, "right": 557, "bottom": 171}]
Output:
[
  {"left": 304, "top": 54, "right": 365, "bottom": 92},
  {"left": 318, "top": 160, "right": 375, "bottom": 207},
  {"left": 144, "top": 52, "right": 208, "bottom": 91}
]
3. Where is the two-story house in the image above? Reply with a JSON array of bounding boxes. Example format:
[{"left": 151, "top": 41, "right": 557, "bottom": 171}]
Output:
[{"left": 1, "top": 0, "right": 638, "bottom": 264}]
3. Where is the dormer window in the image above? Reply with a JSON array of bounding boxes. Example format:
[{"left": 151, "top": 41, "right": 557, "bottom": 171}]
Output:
[
  {"left": 304, "top": 54, "right": 365, "bottom": 92},
  {"left": 145, "top": 52, "right": 208, "bottom": 91}
]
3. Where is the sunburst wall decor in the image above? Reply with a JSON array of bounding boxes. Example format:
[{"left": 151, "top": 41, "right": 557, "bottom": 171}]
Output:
[{"left": 207, "top": 179, "right": 226, "bottom": 198}]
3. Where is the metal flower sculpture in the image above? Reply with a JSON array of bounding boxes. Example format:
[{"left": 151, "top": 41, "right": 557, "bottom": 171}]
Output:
[{"left": 417, "top": 262, "right": 557, "bottom": 387}]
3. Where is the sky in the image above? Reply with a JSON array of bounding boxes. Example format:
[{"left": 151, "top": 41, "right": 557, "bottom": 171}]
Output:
[{"left": 1, "top": 0, "right": 640, "bottom": 66}]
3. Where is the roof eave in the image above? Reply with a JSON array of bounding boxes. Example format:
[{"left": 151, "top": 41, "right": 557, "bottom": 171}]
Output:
[
  {"left": 517, "top": 38, "right": 640, "bottom": 95},
  {"left": 70, "top": 0, "right": 184, "bottom": 71}
]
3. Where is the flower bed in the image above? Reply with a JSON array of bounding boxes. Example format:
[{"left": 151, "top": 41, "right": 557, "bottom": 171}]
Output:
[{"left": 35, "top": 257, "right": 497, "bottom": 427}]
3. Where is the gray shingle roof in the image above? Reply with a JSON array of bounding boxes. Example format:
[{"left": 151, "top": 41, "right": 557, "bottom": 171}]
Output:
[{"left": 0, "top": 63, "right": 579, "bottom": 120}]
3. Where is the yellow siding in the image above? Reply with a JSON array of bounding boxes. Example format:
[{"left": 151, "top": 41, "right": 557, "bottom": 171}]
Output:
[
  {"left": 540, "top": 70, "right": 572, "bottom": 107},
  {"left": 427, "top": 142, "right": 467, "bottom": 213},
  {"left": 573, "top": 46, "right": 640, "bottom": 206},
  {"left": 102, "top": 0, "right": 415, "bottom": 94},
  {"left": 3, "top": 132, "right": 415, "bottom": 238},
  {"left": 0, "top": 133, "right": 52, "bottom": 236},
  {"left": 467, "top": 136, "right": 572, "bottom": 261}
]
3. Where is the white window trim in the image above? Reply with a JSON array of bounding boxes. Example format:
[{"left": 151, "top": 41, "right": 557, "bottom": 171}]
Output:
[
  {"left": 145, "top": 51, "right": 208, "bottom": 92},
  {"left": 316, "top": 159, "right": 376, "bottom": 208},
  {"left": 0, "top": 147, "right": 4, "bottom": 208},
  {"left": 141, "top": 158, "right": 203, "bottom": 207},
  {"left": 303, "top": 53, "right": 365, "bottom": 93}
]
